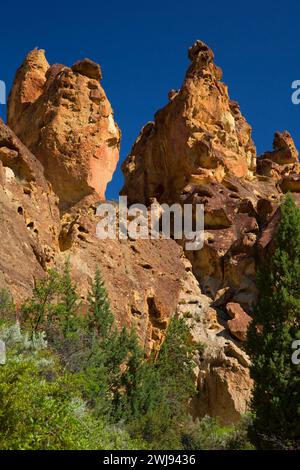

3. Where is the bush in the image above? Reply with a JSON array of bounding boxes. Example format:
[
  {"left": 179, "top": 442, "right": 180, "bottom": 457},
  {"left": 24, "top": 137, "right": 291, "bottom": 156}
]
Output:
[
  {"left": 0, "top": 320, "right": 143, "bottom": 450},
  {"left": 181, "top": 415, "right": 254, "bottom": 450},
  {"left": 0, "top": 288, "right": 15, "bottom": 321},
  {"left": 7, "top": 262, "right": 254, "bottom": 450}
]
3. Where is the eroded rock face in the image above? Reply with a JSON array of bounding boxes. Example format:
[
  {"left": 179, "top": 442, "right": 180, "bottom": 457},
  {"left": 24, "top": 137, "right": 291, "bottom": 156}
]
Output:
[
  {"left": 7, "top": 50, "right": 120, "bottom": 210},
  {"left": 121, "top": 41, "right": 300, "bottom": 314},
  {"left": 122, "top": 40, "right": 256, "bottom": 206},
  {"left": 0, "top": 114, "right": 253, "bottom": 423},
  {"left": 121, "top": 40, "right": 264, "bottom": 311},
  {"left": 120, "top": 40, "right": 300, "bottom": 422},
  {"left": 55, "top": 200, "right": 190, "bottom": 357},
  {"left": 2, "top": 41, "right": 300, "bottom": 427},
  {"left": 177, "top": 262, "right": 252, "bottom": 425},
  {"left": 0, "top": 119, "right": 60, "bottom": 303},
  {"left": 260, "top": 131, "right": 299, "bottom": 165},
  {"left": 226, "top": 302, "right": 252, "bottom": 342}
]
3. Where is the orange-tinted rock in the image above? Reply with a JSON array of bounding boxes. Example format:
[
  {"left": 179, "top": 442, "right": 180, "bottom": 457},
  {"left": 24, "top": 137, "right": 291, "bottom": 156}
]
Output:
[
  {"left": 176, "top": 259, "right": 252, "bottom": 425},
  {"left": 121, "top": 41, "right": 300, "bottom": 314},
  {"left": 71, "top": 58, "right": 102, "bottom": 81},
  {"left": 280, "top": 174, "right": 300, "bottom": 192},
  {"left": 0, "top": 119, "right": 60, "bottom": 304},
  {"left": 7, "top": 49, "right": 49, "bottom": 124},
  {"left": 122, "top": 40, "right": 256, "bottom": 206},
  {"left": 7, "top": 50, "right": 120, "bottom": 210},
  {"left": 261, "top": 131, "right": 298, "bottom": 165},
  {"left": 226, "top": 302, "right": 252, "bottom": 341}
]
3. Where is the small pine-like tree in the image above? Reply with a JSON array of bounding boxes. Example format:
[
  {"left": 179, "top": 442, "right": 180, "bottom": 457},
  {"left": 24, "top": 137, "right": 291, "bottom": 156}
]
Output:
[
  {"left": 57, "top": 259, "right": 81, "bottom": 336},
  {"left": 156, "top": 316, "right": 197, "bottom": 417},
  {"left": 130, "top": 316, "right": 198, "bottom": 449},
  {"left": 87, "top": 268, "right": 114, "bottom": 341},
  {"left": 246, "top": 194, "right": 300, "bottom": 449},
  {"left": 112, "top": 327, "right": 155, "bottom": 422},
  {"left": 21, "top": 269, "right": 60, "bottom": 333}
]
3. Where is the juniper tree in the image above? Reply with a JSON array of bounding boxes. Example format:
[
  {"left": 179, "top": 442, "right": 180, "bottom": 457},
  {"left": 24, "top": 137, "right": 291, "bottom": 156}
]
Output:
[
  {"left": 112, "top": 327, "right": 156, "bottom": 422},
  {"left": 155, "top": 316, "right": 197, "bottom": 418},
  {"left": 87, "top": 267, "right": 114, "bottom": 341},
  {"left": 130, "top": 316, "right": 198, "bottom": 449},
  {"left": 246, "top": 194, "right": 300, "bottom": 449},
  {"left": 57, "top": 260, "right": 81, "bottom": 336},
  {"left": 21, "top": 269, "right": 60, "bottom": 333}
]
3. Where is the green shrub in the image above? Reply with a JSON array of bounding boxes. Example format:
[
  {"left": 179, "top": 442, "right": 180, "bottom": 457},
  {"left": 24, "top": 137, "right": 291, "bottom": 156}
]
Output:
[
  {"left": 0, "top": 320, "right": 143, "bottom": 450},
  {"left": 181, "top": 415, "right": 254, "bottom": 450},
  {"left": 9, "top": 262, "right": 254, "bottom": 450},
  {"left": 0, "top": 288, "right": 15, "bottom": 321}
]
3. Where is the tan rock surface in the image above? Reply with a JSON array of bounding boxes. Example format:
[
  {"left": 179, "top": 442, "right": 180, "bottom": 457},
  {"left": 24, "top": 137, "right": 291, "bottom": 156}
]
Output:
[
  {"left": 0, "top": 119, "right": 60, "bottom": 304},
  {"left": 121, "top": 40, "right": 256, "bottom": 206},
  {"left": 177, "top": 262, "right": 252, "bottom": 425},
  {"left": 0, "top": 115, "right": 252, "bottom": 423},
  {"left": 226, "top": 302, "right": 252, "bottom": 342},
  {"left": 121, "top": 41, "right": 300, "bottom": 314}
]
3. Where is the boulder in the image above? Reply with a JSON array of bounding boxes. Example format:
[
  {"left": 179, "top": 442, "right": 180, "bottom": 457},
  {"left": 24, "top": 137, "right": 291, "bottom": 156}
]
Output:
[{"left": 226, "top": 302, "right": 252, "bottom": 341}]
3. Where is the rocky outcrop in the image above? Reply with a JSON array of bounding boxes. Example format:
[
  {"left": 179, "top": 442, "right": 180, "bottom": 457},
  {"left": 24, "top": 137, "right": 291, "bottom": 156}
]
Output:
[
  {"left": 120, "top": 40, "right": 300, "bottom": 422},
  {"left": 121, "top": 41, "right": 300, "bottom": 315},
  {"left": 260, "top": 131, "right": 299, "bottom": 166},
  {"left": 7, "top": 50, "right": 120, "bottom": 210},
  {"left": 0, "top": 119, "right": 185, "bottom": 354},
  {"left": 2, "top": 41, "right": 300, "bottom": 426},
  {"left": 55, "top": 203, "right": 192, "bottom": 356},
  {"left": 121, "top": 40, "right": 256, "bottom": 206},
  {"left": 176, "top": 261, "right": 252, "bottom": 424},
  {"left": 0, "top": 119, "right": 60, "bottom": 303},
  {"left": 226, "top": 302, "right": 252, "bottom": 342},
  {"left": 0, "top": 115, "right": 253, "bottom": 425}
]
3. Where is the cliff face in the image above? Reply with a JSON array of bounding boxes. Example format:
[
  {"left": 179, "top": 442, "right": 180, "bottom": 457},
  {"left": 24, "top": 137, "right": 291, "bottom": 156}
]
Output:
[
  {"left": 0, "top": 119, "right": 60, "bottom": 302},
  {"left": 7, "top": 50, "right": 120, "bottom": 210},
  {"left": 121, "top": 40, "right": 300, "bottom": 317},
  {"left": 121, "top": 40, "right": 256, "bottom": 205},
  {"left": 1, "top": 42, "right": 299, "bottom": 425}
]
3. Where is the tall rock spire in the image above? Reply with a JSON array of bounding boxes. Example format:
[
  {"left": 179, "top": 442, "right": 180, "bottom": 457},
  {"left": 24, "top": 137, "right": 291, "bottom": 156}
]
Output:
[
  {"left": 8, "top": 50, "right": 120, "bottom": 210},
  {"left": 122, "top": 40, "right": 256, "bottom": 205}
]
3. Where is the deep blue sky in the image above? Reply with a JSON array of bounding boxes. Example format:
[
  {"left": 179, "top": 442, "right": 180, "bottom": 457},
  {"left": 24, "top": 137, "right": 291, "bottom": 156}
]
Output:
[{"left": 0, "top": 0, "right": 299, "bottom": 199}]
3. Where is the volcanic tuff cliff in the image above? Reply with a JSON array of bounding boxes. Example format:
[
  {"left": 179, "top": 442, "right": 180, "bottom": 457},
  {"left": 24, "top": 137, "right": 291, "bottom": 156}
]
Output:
[
  {"left": 1, "top": 41, "right": 300, "bottom": 424},
  {"left": 122, "top": 40, "right": 300, "bottom": 313},
  {"left": 7, "top": 49, "right": 120, "bottom": 210}
]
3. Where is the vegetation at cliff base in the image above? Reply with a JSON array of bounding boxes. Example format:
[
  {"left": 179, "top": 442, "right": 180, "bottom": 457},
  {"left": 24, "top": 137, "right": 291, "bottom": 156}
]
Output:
[
  {"left": 0, "top": 264, "right": 251, "bottom": 450},
  {"left": 246, "top": 194, "right": 300, "bottom": 450}
]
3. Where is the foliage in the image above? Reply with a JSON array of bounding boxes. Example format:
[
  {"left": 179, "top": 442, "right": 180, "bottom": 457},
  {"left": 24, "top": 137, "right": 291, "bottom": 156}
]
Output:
[
  {"left": 181, "top": 415, "right": 254, "bottom": 450},
  {"left": 0, "top": 260, "right": 257, "bottom": 450},
  {"left": 246, "top": 194, "right": 300, "bottom": 450},
  {"left": 0, "top": 288, "right": 15, "bottom": 321},
  {"left": 0, "top": 320, "right": 142, "bottom": 450},
  {"left": 128, "top": 316, "right": 198, "bottom": 449}
]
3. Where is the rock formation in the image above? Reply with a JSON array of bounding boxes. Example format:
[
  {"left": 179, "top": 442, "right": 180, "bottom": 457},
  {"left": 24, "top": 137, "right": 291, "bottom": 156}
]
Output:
[
  {"left": 121, "top": 40, "right": 300, "bottom": 314},
  {"left": 121, "top": 40, "right": 256, "bottom": 205},
  {"left": 1, "top": 41, "right": 300, "bottom": 425},
  {"left": 120, "top": 40, "right": 300, "bottom": 422},
  {"left": 7, "top": 49, "right": 120, "bottom": 210},
  {"left": 0, "top": 119, "right": 59, "bottom": 303}
]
